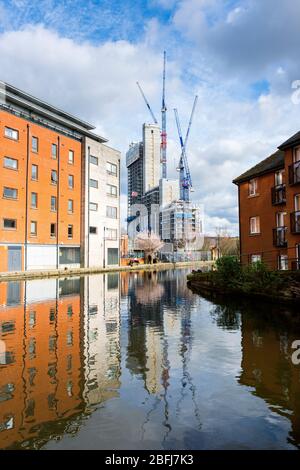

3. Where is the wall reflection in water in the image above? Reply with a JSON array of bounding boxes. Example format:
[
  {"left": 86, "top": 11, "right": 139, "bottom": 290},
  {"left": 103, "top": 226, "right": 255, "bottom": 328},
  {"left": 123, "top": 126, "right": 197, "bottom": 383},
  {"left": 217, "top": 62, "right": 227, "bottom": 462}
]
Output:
[{"left": 0, "top": 274, "right": 121, "bottom": 449}]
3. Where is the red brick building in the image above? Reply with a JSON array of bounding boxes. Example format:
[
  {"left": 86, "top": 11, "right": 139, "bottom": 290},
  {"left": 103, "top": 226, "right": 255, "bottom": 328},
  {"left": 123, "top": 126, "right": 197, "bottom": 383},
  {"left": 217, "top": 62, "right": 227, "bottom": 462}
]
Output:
[{"left": 233, "top": 131, "right": 300, "bottom": 270}]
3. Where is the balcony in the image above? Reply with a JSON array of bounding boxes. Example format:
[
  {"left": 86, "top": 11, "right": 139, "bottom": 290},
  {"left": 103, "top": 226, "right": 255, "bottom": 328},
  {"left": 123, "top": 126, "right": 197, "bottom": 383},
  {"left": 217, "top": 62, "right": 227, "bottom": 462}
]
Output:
[
  {"left": 271, "top": 184, "right": 286, "bottom": 205},
  {"left": 289, "top": 161, "right": 300, "bottom": 185},
  {"left": 291, "top": 259, "right": 300, "bottom": 271},
  {"left": 273, "top": 227, "right": 287, "bottom": 247},
  {"left": 290, "top": 211, "right": 300, "bottom": 234}
]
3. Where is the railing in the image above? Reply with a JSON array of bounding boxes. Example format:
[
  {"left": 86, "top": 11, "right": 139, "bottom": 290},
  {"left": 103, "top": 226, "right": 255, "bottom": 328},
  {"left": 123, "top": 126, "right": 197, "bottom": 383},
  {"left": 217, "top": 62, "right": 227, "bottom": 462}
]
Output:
[
  {"left": 291, "top": 259, "right": 300, "bottom": 271},
  {"left": 271, "top": 184, "right": 286, "bottom": 205},
  {"left": 273, "top": 227, "right": 288, "bottom": 247},
  {"left": 289, "top": 161, "right": 300, "bottom": 185},
  {"left": 290, "top": 211, "right": 300, "bottom": 234}
]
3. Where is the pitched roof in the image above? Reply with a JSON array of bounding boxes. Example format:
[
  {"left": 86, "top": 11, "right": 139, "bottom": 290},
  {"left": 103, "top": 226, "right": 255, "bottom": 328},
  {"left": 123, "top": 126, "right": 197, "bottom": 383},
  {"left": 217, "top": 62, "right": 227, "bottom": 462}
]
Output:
[
  {"left": 278, "top": 131, "right": 300, "bottom": 150},
  {"left": 233, "top": 150, "right": 284, "bottom": 185}
]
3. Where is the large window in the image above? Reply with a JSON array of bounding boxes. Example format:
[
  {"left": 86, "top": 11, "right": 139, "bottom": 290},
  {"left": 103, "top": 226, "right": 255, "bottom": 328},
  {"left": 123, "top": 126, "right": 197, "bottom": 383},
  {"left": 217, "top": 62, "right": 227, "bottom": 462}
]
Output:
[
  {"left": 107, "top": 161, "right": 117, "bottom": 176},
  {"left": 250, "top": 216, "right": 260, "bottom": 234},
  {"left": 59, "top": 247, "right": 80, "bottom": 265},
  {"left": 107, "top": 184, "right": 117, "bottom": 197},
  {"left": 3, "top": 187, "right": 17, "bottom": 199},
  {"left": 5, "top": 127, "right": 19, "bottom": 140},
  {"left": 249, "top": 178, "right": 258, "bottom": 197},
  {"left": 106, "top": 206, "right": 117, "bottom": 218},
  {"left": 3, "top": 219, "right": 17, "bottom": 230},
  {"left": 4, "top": 157, "right": 18, "bottom": 170},
  {"left": 250, "top": 254, "right": 262, "bottom": 264},
  {"left": 89, "top": 179, "right": 98, "bottom": 188},
  {"left": 107, "top": 248, "right": 119, "bottom": 265}
]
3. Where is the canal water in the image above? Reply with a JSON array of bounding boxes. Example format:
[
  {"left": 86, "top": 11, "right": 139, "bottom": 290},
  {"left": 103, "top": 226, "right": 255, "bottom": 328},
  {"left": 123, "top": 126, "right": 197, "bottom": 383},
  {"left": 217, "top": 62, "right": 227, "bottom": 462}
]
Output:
[{"left": 0, "top": 269, "right": 300, "bottom": 450}]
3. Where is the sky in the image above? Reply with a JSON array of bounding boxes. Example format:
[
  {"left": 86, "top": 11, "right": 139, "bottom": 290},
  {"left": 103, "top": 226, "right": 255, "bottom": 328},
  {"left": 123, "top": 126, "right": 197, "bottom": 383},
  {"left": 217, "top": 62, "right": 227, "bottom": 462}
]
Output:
[{"left": 1, "top": 0, "right": 300, "bottom": 235}]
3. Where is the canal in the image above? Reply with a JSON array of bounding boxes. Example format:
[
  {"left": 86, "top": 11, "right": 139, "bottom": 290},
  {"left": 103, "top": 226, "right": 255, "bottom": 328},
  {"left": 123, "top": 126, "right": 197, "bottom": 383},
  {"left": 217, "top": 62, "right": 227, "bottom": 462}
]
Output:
[{"left": 0, "top": 269, "right": 299, "bottom": 450}]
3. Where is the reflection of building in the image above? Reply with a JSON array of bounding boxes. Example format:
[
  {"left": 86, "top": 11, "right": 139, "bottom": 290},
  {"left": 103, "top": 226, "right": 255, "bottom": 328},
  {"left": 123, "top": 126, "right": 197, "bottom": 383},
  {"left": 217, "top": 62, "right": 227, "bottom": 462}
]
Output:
[
  {"left": 239, "top": 314, "right": 300, "bottom": 448},
  {"left": 83, "top": 273, "right": 121, "bottom": 406}
]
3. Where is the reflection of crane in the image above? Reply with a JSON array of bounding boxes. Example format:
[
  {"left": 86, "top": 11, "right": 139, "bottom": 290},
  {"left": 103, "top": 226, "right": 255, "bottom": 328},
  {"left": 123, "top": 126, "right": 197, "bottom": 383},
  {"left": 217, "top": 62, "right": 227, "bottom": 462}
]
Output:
[
  {"left": 136, "top": 81, "right": 158, "bottom": 124},
  {"left": 174, "top": 95, "right": 198, "bottom": 202}
]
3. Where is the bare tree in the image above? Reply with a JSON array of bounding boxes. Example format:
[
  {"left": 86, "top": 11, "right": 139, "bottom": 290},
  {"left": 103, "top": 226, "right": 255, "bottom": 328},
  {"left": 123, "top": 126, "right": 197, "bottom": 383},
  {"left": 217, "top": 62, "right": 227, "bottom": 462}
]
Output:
[{"left": 134, "top": 232, "right": 164, "bottom": 264}]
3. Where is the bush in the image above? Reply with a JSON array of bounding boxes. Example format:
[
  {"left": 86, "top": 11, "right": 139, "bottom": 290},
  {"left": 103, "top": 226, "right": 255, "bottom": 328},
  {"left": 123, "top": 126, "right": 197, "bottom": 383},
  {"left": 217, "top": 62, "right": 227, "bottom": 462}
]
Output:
[{"left": 215, "top": 256, "right": 241, "bottom": 284}]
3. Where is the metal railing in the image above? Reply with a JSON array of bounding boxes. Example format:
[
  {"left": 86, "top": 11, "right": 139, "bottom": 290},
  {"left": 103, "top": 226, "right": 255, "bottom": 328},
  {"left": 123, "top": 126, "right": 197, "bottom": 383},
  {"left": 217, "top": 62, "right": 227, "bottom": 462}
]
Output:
[
  {"left": 290, "top": 211, "right": 300, "bottom": 234},
  {"left": 271, "top": 184, "right": 286, "bottom": 205},
  {"left": 273, "top": 227, "right": 288, "bottom": 247},
  {"left": 289, "top": 161, "right": 300, "bottom": 185}
]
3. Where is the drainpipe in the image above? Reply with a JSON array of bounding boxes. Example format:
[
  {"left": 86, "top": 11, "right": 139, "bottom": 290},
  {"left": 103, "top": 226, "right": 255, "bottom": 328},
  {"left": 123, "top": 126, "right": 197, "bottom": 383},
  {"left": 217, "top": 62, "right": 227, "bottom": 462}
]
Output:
[
  {"left": 87, "top": 146, "right": 90, "bottom": 268},
  {"left": 56, "top": 137, "right": 60, "bottom": 269},
  {"left": 24, "top": 125, "right": 30, "bottom": 271}
]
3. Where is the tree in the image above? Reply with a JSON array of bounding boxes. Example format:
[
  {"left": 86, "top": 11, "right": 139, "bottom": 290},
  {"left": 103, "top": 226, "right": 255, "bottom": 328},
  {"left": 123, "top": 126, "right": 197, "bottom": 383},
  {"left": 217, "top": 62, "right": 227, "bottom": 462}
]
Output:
[{"left": 134, "top": 232, "right": 164, "bottom": 264}]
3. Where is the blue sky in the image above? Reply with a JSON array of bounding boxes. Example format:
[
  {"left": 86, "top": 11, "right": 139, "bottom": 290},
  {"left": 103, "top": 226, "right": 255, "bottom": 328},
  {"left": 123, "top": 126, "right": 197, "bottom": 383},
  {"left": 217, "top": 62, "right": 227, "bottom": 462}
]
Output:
[{"left": 1, "top": 0, "right": 300, "bottom": 234}]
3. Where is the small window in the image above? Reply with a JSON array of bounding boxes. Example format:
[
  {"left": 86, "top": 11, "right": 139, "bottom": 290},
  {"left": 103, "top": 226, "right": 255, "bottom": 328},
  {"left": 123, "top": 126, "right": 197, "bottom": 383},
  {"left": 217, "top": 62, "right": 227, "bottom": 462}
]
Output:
[
  {"left": 51, "top": 170, "right": 57, "bottom": 185},
  {"left": 68, "top": 225, "right": 73, "bottom": 239},
  {"left": 106, "top": 228, "right": 118, "bottom": 240},
  {"left": 106, "top": 162, "right": 117, "bottom": 176},
  {"left": 251, "top": 254, "right": 261, "bottom": 264},
  {"left": 3, "top": 219, "right": 17, "bottom": 229},
  {"left": 90, "top": 155, "right": 98, "bottom": 165},
  {"left": 107, "top": 184, "right": 117, "bottom": 197},
  {"left": 250, "top": 216, "right": 260, "bottom": 234},
  {"left": 89, "top": 226, "right": 97, "bottom": 234},
  {"left": 3, "top": 187, "right": 17, "bottom": 199},
  {"left": 52, "top": 144, "right": 57, "bottom": 159},
  {"left": 278, "top": 255, "right": 288, "bottom": 271},
  {"left": 106, "top": 206, "right": 117, "bottom": 219},
  {"left": 51, "top": 196, "right": 57, "bottom": 212},
  {"left": 89, "top": 202, "right": 98, "bottom": 211},
  {"left": 32, "top": 136, "right": 38, "bottom": 152},
  {"left": 68, "top": 150, "right": 74, "bottom": 164},
  {"left": 89, "top": 179, "right": 98, "bottom": 188},
  {"left": 68, "top": 199, "right": 74, "bottom": 213},
  {"left": 31, "top": 192, "right": 38, "bottom": 208},
  {"left": 249, "top": 178, "right": 258, "bottom": 196},
  {"left": 31, "top": 164, "right": 38, "bottom": 181},
  {"left": 30, "top": 221, "right": 37, "bottom": 236},
  {"left": 5, "top": 127, "right": 19, "bottom": 140},
  {"left": 50, "top": 223, "right": 56, "bottom": 238},
  {"left": 4, "top": 157, "right": 18, "bottom": 170},
  {"left": 68, "top": 175, "right": 74, "bottom": 189}
]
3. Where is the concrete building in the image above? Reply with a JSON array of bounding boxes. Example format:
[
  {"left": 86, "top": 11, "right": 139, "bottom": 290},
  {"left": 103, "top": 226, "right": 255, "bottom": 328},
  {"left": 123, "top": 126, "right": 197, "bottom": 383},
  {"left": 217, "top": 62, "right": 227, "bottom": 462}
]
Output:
[
  {"left": 143, "top": 123, "right": 161, "bottom": 194},
  {"left": 0, "top": 81, "right": 120, "bottom": 272},
  {"left": 126, "top": 141, "right": 143, "bottom": 214}
]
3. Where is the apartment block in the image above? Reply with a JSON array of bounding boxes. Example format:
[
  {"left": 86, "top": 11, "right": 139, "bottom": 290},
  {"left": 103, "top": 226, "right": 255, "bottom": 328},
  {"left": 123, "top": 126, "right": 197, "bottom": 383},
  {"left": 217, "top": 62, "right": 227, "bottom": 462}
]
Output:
[
  {"left": 233, "top": 130, "right": 300, "bottom": 269},
  {"left": 0, "top": 81, "right": 120, "bottom": 272}
]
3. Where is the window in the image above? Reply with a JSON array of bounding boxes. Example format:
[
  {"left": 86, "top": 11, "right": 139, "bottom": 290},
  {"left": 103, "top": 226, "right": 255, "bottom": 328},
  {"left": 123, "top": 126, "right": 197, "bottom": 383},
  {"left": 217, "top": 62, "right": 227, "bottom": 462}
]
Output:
[
  {"left": 278, "top": 255, "right": 288, "bottom": 271},
  {"left": 294, "top": 146, "right": 300, "bottom": 163},
  {"left": 295, "top": 194, "right": 300, "bottom": 212},
  {"left": 249, "top": 178, "right": 258, "bottom": 196},
  {"left": 107, "top": 184, "right": 117, "bottom": 197},
  {"left": 89, "top": 179, "right": 98, "bottom": 188},
  {"left": 51, "top": 170, "right": 57, "bottom": 185},
  {"left": 3, "top": 219, "right": 16, "bottom": 230},
  {"left": 89, "top": 202, "right": 98, "bottom": 211},
  {"left": 107, "top": 161, "right": 117, "bottom": 176},
  {"left": 68, "top": 175, "right": 74, "bottom": 189},
  {"left": 89, "top": 226, "right": 97, "bottom": 234},
  {"left": 51, "top": 196, "right": 57, "bottom": 212},
  {"left": 90, "top": 155, "right": 98, "bottom": 165},
  {"left": 4, "top": 157, "right": 18, "bottom": 170},
  {"left": 107, "top": 248, "right": 119, "bottom": 265},
  {"left": 275, "top": 170, "right": 284, "bottom": 186},
  {"left": 59, "top": 247, "right": 80, "bottom": 265},
  {"left": 68, "top": 150, "right": 74, "bottom": 164},
  {"left": 52, "top": 144, "right": 57, "bottom": 159},
  {"left": 31, "top": 164, "right": 38, "bottom": 180},
  {"left": 251, "top": 254, "right": 262, "bottom": 264},
  {"left": 50, "top": 223, "right": 56, "bottom": 238},
  {"left": 68, "top": 225, "right": 73, "bottom": 239},
  {"left": 30, "top": 221, "right": 37, "bottom": 236},
  {"left": 250, "top": 216, "right": 260, "bottom": 234},
  {"left": 106, "top": 228, "right": 118, "bottom": 240},
  {"left": 3, "top": 187, "right": 17, "bottom": 199},
  {"left": 68, "top": 199, "right": 74, "bottom": 213},
  {"left": 276, "top": 212, "right": 286, "bottom": 228},
  {"left": 106, "top": 206, "right": 117, "bottom": 219},
  {"left": 32, "top": 136, "right": 38, "bottom": 152},
  {"left": 5, "top": 127, "right": 18, "bottom": 140},
  {"left": 31, "top": 192, "right": 38, "bottom": 208}
]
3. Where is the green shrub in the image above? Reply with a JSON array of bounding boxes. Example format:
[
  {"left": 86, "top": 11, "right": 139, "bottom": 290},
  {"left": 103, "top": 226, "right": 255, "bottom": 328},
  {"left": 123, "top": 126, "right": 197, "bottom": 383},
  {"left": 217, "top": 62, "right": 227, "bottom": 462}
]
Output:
[{"left": 214, "top": 256, "right": 242, "bottom": 287}]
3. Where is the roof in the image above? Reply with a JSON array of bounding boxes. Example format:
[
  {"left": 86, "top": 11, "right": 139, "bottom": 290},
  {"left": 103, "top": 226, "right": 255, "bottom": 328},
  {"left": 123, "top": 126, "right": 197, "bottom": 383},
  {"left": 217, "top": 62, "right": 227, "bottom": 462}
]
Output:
[
  {"left": 0, "top": 81, "right": 108, "bottom": 143},
  {"left": 278, "top": 131, "right": 300, "bottom": 150},
  {"left": 233, "top": 150, "right": 284, "bottom": 185}
]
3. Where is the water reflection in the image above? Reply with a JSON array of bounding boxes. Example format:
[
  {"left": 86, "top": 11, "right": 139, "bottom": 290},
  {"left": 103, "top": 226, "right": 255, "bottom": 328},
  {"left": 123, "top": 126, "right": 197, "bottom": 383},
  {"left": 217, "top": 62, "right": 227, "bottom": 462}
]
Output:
[{"left": 0, "top": 271, "right": 300, "bottom": 449}]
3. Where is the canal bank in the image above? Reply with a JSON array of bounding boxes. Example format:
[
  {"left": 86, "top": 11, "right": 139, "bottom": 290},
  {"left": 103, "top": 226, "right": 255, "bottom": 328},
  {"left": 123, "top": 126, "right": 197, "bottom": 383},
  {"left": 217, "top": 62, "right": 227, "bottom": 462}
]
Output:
[{"left": 0, "top": 260, "right": 213, "bottom": 282}]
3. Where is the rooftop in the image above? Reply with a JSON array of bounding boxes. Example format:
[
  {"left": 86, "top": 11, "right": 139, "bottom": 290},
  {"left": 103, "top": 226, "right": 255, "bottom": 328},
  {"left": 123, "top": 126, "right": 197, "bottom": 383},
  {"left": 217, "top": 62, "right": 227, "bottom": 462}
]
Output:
[
  {"left": 278, "top": 130, "right": 300, "bottom": 150},
  {"left": 233, "top": 150, "right": 285, "bottom": 185}
]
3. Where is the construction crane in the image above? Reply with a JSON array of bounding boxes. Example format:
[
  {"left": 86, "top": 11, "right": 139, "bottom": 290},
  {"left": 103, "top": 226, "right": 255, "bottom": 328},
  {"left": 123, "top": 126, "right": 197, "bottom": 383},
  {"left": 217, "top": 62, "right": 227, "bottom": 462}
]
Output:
[
  {"left": 174, "top": 95, "right": 198, "bottom": 202},
  {"left": 136, "top": 81, "right": 158, "bottom": 124},
  {"left": 161, "top": 50, "right": 167, "bottom": 179}
]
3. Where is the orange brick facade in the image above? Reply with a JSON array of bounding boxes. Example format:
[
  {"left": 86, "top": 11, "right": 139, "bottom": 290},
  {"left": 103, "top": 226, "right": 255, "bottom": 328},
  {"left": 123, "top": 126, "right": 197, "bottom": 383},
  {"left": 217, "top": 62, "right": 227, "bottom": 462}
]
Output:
[{"left": 235, "top": 140, "right": 300, "bottom": 270}]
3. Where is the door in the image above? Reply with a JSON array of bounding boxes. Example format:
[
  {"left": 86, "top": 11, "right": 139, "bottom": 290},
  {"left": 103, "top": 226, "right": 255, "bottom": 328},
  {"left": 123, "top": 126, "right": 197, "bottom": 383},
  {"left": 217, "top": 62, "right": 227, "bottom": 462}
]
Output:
[{"left": 7, "top": 246, "right": 22, "bottom": 272}]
